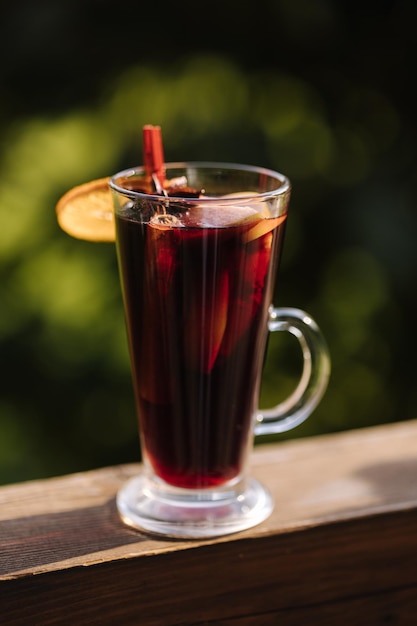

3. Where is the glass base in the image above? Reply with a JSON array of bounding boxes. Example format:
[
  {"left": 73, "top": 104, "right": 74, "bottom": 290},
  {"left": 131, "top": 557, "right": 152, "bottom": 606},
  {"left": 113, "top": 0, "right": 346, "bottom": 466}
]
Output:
[{"left": 116, "top": 473, "right": 273, "bottom": 539}]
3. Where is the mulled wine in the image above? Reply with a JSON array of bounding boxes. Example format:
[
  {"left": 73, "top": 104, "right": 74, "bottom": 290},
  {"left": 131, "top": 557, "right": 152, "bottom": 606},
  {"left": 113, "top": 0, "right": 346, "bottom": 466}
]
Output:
[{"left": 115, "top": 193, "right": 286, "bottom": 489}]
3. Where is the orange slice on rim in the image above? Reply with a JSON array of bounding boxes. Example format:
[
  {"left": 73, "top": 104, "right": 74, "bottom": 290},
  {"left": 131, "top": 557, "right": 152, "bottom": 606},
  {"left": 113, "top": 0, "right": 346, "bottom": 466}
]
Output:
[
  {"left": 56, "top": 177, "right": 115, "bottom": 242},
  {"left": 55, "top": 174, "right": 187, "bottom": 242}
]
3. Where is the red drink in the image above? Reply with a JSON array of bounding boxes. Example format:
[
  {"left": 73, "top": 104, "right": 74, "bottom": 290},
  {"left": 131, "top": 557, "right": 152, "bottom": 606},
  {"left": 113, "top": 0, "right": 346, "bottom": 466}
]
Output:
[
  {"left": 59, "top": 154, "right": 329, "bottom": 537},
  {"left": 115, "top": 196, "right": 286, "bottom": 489}
]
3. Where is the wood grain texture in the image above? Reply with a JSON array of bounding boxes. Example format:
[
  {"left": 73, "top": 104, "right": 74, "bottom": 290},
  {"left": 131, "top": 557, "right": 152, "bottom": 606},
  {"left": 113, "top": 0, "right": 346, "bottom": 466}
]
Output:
[{"left": 1, "top": 420, "right": 417, "bottom": 624}]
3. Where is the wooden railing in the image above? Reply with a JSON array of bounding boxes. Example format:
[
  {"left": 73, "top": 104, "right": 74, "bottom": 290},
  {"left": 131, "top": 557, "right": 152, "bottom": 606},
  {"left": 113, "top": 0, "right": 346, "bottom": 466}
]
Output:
[{"left": 1, "top": 420, "right": 417, "bottom": 625}]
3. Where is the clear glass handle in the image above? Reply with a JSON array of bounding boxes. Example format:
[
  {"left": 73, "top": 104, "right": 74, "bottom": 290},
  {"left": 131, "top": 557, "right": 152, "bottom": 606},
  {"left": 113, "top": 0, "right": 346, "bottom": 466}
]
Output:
[{"left": 255, "top": 307, "right": 331, "bottom": 436}]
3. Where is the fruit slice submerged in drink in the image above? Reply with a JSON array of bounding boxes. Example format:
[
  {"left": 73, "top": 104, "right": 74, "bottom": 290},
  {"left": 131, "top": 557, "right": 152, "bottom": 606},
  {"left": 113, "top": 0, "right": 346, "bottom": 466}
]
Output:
[
  {"left": 178, "top": 198, "right": 287, "bottom": 368},
  {"left": 220, "top": 215, "right": 286, "bottom": 359},
  {"left": 179, "top": 202, "right": 263, "bottom": 374}
]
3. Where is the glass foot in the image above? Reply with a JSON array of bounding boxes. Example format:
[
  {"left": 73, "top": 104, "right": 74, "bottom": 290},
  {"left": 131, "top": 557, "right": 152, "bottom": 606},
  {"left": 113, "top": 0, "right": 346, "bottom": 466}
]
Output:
[{"left": 117, "top": 474, "right": 273, "bottom": 539}]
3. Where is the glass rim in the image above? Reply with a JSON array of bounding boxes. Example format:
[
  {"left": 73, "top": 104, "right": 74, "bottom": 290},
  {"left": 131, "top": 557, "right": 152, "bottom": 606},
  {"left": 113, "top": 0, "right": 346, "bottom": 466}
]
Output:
[{"left": 109, "top": 161, "right": 291, "bottom": 203}]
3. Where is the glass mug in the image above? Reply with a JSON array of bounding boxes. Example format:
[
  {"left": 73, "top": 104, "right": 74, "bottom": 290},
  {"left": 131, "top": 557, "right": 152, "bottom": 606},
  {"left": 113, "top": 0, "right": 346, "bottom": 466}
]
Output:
[{"left": 110, "top": 162, "right": 330, "bottom": 538}]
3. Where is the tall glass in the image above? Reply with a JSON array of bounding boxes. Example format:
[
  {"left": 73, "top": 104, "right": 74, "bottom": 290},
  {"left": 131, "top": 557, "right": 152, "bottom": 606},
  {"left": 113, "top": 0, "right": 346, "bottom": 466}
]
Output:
[{"left": 110, "top": 162, "right": 330, "bottom": 538}]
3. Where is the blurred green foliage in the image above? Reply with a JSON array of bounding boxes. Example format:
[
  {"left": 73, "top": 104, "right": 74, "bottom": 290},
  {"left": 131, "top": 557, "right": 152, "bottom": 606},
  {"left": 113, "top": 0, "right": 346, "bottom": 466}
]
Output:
[{"left": 1, "top": 0, "right": 416, "bottom": 484}]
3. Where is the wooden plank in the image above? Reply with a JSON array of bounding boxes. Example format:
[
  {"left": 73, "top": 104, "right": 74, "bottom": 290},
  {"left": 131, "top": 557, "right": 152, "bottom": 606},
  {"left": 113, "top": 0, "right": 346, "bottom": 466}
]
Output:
[
  {"left": 1, "top": 420, "right": 417, "bottom": 624},
  {"left": 1, "top": 509, "right": 417, "bottom": 625}
]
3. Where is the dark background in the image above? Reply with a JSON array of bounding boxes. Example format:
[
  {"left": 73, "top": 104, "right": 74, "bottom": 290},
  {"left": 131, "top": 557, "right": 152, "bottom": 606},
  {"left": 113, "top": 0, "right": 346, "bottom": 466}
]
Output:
[{"left": 1, "top": 0, "right": 416, "bottom": 484}]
